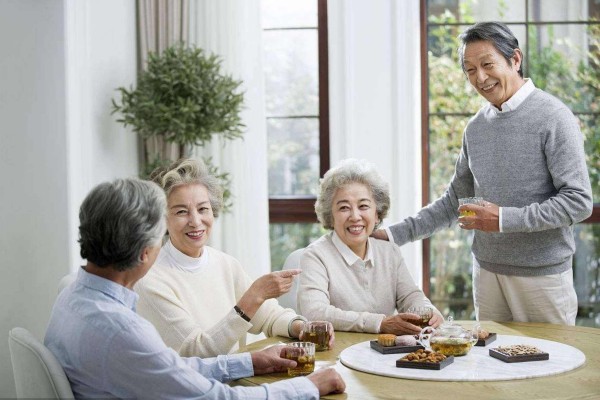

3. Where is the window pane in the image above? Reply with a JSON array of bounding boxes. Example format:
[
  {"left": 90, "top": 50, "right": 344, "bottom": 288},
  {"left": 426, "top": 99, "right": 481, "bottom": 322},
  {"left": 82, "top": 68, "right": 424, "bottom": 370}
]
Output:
[
  {"left": 267, "top": 117, "right": 320, "bottom": 196},
  {"left": 261, "top": 0, "right": 317, "bottom": 29},
  {"left": 263, "top": 30, "right": 319, "bottom": 116},
  {"left": 430, "top": 230, "right": 474, "bottom": 319},
  {"left": 574, "top": 223, "right": 600, "bottom": 327},
  {"left": 527, "top": 23, "right": 595, "bottom": 113},
  {"left": 427, "top": 0, "right": 525, "bottom": 24},
  {"left": 428, "top": 115, "right": 468, "bottom": 199},
  {"left": 270, "top": 223, "right": 326, "bottom": 271},
  {"left": 529, "top": 0, "right": 591, "bottom": 22}
]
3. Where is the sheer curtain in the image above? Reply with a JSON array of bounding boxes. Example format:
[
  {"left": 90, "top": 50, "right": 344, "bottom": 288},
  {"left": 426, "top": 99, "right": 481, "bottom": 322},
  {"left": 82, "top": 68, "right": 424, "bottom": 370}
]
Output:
[{"left": 188, "top": 0, "right": 271, "bottom": 279}]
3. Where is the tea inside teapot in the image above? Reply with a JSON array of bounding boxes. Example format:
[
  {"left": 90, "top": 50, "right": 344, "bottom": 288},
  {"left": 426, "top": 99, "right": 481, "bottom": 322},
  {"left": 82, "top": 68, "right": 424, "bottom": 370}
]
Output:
[{"left": 418, "top": 316, "right": 478, "bottom": 357}]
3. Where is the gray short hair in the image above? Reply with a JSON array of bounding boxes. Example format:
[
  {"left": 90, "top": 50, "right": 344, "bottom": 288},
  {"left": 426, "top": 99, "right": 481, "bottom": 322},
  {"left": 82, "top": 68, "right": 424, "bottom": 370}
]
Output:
[
  {"left": 150, "top": 158, "right": 224, "bottom": 217},
  {"left": 458, "top": 21, "right": 523, "bottom": 78},
  {"left": 315, "top": 159, "right": 390, "bottom": 230},
  {"left": 78, "top": 178, "right": 167, "bottom": 271}
]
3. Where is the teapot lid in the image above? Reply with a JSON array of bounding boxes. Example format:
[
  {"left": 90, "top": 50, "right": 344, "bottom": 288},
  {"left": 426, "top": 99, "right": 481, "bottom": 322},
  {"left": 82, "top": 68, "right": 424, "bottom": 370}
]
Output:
[{"left": 438, "top": 316, "right": 464, "bottom": 335}]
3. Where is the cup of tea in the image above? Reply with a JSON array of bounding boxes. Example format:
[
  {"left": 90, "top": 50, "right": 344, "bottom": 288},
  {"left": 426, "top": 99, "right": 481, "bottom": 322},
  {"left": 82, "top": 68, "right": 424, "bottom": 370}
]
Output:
[
  {"left": 302, "top": 321, "right": 333, "bottom": 351},
  {"left": 406, "top": 306, "right": 433, "bottom": 328},
  {"left": 458, "top": 197, "right": 484, "bottom": 217},
  {"left": 283, "top": 342, "right": 315, "bottom": 376}
]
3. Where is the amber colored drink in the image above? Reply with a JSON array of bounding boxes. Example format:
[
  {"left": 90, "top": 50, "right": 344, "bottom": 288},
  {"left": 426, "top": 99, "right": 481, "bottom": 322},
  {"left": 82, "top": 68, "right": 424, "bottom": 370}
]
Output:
[
  {"left": 431, "top": 339, "right": 474, "bottom": 356},
  {"left": 303, "top": 321, "right": 333, "bottom": 351},
  {"left": 459, "top": 210, "right": 476, "bottom": 217},
  {"left": 305, "top": 331, "right": 330, "bottom": 351},
  {"left": 285, "top": 354, "right": 316, "bottom": 377},
  {"left": 284, "top": 342, "right": 316, "bottom": 376}
]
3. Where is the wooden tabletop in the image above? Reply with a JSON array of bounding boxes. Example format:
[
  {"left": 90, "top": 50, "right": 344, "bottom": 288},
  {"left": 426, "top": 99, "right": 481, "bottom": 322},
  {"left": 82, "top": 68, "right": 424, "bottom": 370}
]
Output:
[{"left": 234, "top": 321, "right": 600, "bottom": 399}]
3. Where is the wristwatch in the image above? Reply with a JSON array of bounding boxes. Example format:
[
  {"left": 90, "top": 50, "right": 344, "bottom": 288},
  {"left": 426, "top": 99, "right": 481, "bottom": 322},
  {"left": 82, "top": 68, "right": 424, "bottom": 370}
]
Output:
[{"left": 234, "top": 305, "right": 251, "bottom": 322}]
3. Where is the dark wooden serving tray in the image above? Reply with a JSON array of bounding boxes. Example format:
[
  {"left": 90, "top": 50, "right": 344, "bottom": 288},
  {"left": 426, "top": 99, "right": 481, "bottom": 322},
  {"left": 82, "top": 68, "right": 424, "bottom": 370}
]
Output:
[
  {"left": 475, "top": 332, "right": 497, "bottom": 347},
  {"left": 369, "top": 340, "right": 424, "bottom": 354},
  {"left": 396, "top": 355, "right": 454, "bottom": 370},
  {"left": 489, "top": 348, "right": 549, "bottom": 363}
]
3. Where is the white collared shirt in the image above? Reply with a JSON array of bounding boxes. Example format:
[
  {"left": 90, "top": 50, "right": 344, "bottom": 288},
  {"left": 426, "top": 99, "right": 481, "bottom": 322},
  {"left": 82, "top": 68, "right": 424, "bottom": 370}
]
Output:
[{"left": 331, "top": 230, "right": 374, "bottom": 268}]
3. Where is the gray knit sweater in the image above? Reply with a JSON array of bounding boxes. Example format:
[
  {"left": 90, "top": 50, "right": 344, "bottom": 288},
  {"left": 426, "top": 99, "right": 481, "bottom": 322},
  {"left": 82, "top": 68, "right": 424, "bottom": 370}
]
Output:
[{"left": 390, "top": 89, "right": 593, "bottom": 276}]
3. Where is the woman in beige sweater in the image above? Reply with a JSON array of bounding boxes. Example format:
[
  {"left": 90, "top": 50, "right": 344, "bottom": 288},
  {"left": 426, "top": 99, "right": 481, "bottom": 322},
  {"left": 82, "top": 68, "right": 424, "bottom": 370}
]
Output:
[
  {"left": 135, "top": 158, "right": 307, "bottom": 357},
  {"left": 297, "top": 159, "right": 444, "bottom": 335}
]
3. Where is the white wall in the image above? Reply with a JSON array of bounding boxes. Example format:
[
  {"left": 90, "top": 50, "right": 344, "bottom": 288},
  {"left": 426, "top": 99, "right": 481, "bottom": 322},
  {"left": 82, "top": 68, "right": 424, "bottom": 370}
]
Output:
[
  {"left": 0, "top": 0, "right": 137, "bottom": 396},
  {"left": 328, "top": 0, "right": 423, "bottom": 284}
]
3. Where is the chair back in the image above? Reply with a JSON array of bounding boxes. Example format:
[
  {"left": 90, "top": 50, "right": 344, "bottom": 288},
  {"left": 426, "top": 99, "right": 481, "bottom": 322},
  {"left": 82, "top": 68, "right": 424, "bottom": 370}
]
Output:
[
  {"left": 278, "top": 248, "right": 305, "bottom": 312},
  {"left": 58, "top": 273, "right": 77, "bottom": 294},
  {"left": 8, "top": 327, "right": 74, "bottom": 399}
]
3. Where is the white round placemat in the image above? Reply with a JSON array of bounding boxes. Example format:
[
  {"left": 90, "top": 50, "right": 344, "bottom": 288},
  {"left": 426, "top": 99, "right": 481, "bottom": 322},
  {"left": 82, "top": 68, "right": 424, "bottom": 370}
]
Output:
[{"left": 339, "top": 335, "right": 585, "bottom": 381}]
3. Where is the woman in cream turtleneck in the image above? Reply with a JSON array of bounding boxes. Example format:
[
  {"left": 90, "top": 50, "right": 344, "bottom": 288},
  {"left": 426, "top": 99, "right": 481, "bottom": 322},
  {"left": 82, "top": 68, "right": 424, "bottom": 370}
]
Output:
[{"left": 135, "top": 158, "right": 310, "bottom": 357}]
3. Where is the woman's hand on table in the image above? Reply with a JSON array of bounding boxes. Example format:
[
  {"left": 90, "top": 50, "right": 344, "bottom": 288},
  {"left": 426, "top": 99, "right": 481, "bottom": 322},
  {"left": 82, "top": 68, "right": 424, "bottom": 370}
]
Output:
[
  {"left": 429, "top": 312, "right": 444, "bottom": 328},
  {"left": 237, "top": 269, "right": 301, "bottom": 318},
  {"left": 380, "top": 314, "right": 423, "bottom": 335}
]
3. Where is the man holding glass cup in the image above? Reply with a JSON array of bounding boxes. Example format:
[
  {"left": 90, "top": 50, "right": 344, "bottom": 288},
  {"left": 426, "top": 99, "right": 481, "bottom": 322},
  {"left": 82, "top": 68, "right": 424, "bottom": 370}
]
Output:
[{"left": 373, "top": 22, "right": 592, "bottom": 325}]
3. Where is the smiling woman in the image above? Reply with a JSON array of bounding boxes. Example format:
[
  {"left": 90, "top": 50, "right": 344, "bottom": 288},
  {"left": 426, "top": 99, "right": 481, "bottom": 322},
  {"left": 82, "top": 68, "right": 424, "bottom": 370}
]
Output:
[
  {"left": 297, "top": 159, "right": 443, "bottom": 335},
  {"left": 134, "top": 158, "right": 308, "bottom": 358}
]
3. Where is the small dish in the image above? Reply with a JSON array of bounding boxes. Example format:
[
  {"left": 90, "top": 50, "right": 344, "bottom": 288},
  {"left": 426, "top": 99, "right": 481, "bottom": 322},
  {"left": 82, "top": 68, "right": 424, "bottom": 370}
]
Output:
[
  {"left": 370, "top": 340, "right": 424, "bottom": 354},
  {"left": 396, "top": 355, "right": 454, "bottom": 370},
  {"left": 489, "top": 348, "right": 549, "bottom": 363},
  {"left": 475, "top": 332, "right": 497, "bottom": 347}
]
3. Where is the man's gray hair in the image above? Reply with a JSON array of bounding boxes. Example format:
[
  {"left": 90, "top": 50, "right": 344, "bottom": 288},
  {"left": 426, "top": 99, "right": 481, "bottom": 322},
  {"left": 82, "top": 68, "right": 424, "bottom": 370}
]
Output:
[
  {"left": 315, "top": 159, "right": 390, "bottom": 230},
  {"left": 150, "top": 158, "right": 224, "bottom": 218},
  {"left": 78, "top": 178, "right": 167, "bottom": 271},
  {"left": 458, "top": 21, "right": 523, "bottom": 78}
]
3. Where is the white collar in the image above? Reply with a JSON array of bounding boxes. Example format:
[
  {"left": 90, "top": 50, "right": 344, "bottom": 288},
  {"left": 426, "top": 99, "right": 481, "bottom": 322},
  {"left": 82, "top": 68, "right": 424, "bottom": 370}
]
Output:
[
  {"left": 163, "top": 239, "right": 209, "bottom": 273},
  {"left": 488, "top": 78, "right": 535, "bottom": 114},
  {"left": 331, "top": 231, "right": 374, "bottom": 266}
]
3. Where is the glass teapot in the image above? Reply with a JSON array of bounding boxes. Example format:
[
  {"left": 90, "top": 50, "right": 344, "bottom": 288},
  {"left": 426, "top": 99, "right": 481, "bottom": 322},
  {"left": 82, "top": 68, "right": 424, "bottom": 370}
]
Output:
[{"left": 418, "top": 316, "right": 479, "bottom": 357}]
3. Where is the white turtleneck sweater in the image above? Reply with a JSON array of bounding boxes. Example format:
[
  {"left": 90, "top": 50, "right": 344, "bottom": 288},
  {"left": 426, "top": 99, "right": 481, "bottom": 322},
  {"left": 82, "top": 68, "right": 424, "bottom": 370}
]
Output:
[{"left": 135, "top": 240, "right": 299, "bottom": 357}]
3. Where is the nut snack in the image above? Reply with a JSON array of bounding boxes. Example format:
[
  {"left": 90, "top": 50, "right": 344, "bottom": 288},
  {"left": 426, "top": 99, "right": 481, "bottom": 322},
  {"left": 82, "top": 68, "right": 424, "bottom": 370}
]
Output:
[
  {"left": 489, "top": 344, "right": 549, "bottom": 363},
  {"left": 400, "top": 349, "right": 447, "bottom": 363},
  {"left": 396, "top": 349, "right": 454, "bottom": 370}
]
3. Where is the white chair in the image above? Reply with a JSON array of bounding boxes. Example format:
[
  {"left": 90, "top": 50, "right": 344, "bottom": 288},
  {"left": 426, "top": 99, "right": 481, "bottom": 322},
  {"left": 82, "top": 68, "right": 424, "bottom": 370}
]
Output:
[
  {"left": 8, "top": 327, "right": 74, "bottom": 399},
  {"left": 277, "top": 248, "right": 305, "bottom": 312},
  {"left": 58, "top": 273, "right": 77, "bottom": 294}
]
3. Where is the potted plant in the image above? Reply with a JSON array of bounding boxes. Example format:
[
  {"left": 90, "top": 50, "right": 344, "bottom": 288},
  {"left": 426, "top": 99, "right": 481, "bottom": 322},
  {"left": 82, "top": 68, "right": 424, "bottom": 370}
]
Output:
[{"left": 112, "top": 44, "right": 245, "bottom": 208}]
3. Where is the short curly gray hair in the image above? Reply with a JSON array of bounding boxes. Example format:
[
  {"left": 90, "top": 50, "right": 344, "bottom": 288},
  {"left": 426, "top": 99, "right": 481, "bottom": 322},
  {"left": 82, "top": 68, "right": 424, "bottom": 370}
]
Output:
[
  {"left": 315, "top": 159, "right": 390, "bottom": 230},
  {"left": 150, "top": 158, "right": 224, "bottom": 217}
]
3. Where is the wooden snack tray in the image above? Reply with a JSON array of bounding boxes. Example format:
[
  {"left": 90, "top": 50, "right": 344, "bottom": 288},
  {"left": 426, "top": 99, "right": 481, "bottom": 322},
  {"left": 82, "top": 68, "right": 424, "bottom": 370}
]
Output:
[
  {"left": 396, "top": 355, "right": 454, "bottom": 370},
  {"left": 370, "top": 340, "right": 424, "bottom": 354},
  {"left": 489, "top": 348, "right": 549, "bottom": 363},
  {"left": 475, "top": 332, "right": 497, "bottom": 347}
]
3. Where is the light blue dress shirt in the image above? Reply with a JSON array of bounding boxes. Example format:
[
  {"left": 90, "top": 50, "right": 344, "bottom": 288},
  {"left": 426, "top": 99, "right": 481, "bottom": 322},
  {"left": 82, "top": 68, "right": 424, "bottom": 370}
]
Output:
[{"left": 44, "top": 268, "right": 318, "bottom": 399}]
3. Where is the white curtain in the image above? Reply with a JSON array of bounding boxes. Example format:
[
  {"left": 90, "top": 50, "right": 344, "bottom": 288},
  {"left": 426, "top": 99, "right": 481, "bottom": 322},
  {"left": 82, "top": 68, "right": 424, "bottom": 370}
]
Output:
[
  {"left": 328, "top": 0, "right": 423, "bottom": 285},
  {"left": 188, "top": 0, "right": 271, "bottom": 279}
]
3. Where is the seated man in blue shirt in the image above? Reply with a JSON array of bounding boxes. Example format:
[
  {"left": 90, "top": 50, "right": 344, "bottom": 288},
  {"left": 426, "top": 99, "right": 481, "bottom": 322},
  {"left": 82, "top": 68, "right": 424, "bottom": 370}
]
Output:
[{"left": 45, "top": 178, "right": 345, "bottom": 399}]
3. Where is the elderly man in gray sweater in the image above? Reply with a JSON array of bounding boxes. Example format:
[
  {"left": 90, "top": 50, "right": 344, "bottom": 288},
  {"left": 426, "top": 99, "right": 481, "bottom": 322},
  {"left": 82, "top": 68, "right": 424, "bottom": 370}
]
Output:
[{"left": 373, "top": 21, "right": 592, "bottom": 325}]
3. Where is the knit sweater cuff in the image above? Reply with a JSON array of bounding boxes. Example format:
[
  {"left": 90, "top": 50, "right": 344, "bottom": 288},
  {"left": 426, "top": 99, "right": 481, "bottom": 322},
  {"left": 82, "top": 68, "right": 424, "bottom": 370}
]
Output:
[{"left": 500, "top": 206, "right": 524, "bottom": 233}]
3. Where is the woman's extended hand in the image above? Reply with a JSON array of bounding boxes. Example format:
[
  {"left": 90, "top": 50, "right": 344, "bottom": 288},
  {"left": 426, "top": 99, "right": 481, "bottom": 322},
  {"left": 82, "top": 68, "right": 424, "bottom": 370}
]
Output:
[{"left": 237, "top": 269, "right": 301, "bottom": 319}]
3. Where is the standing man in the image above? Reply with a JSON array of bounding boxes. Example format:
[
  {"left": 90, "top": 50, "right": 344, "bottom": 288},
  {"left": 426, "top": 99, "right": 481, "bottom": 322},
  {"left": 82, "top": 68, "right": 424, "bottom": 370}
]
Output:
[
  {"left": 45, "top": 178, "right": 345, "bottom": 399},
  {"left": 373, "top": 22, "right": 592, "bottom": 325}
]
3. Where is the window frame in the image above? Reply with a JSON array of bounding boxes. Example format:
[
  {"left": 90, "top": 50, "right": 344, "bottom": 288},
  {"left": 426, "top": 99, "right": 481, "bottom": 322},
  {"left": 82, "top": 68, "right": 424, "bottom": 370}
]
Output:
[{"left": 267, "top": 0, "right": 329, "bottom": 224}]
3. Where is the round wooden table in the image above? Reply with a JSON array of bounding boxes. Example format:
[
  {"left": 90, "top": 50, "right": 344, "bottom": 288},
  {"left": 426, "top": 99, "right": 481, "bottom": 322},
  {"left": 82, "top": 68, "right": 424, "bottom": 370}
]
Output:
[{"left": 234, "top": 321, "right": 600, "bottom": 399}]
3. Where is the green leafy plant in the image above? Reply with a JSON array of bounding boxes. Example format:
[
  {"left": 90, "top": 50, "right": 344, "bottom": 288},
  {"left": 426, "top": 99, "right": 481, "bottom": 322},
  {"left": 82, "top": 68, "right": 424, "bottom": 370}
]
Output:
[
  {"left": 112, "top": 45, "right": 244, "bottom": 147},
  {"left": 111, "top": 44, "right": 245, "bottom": 209}
]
